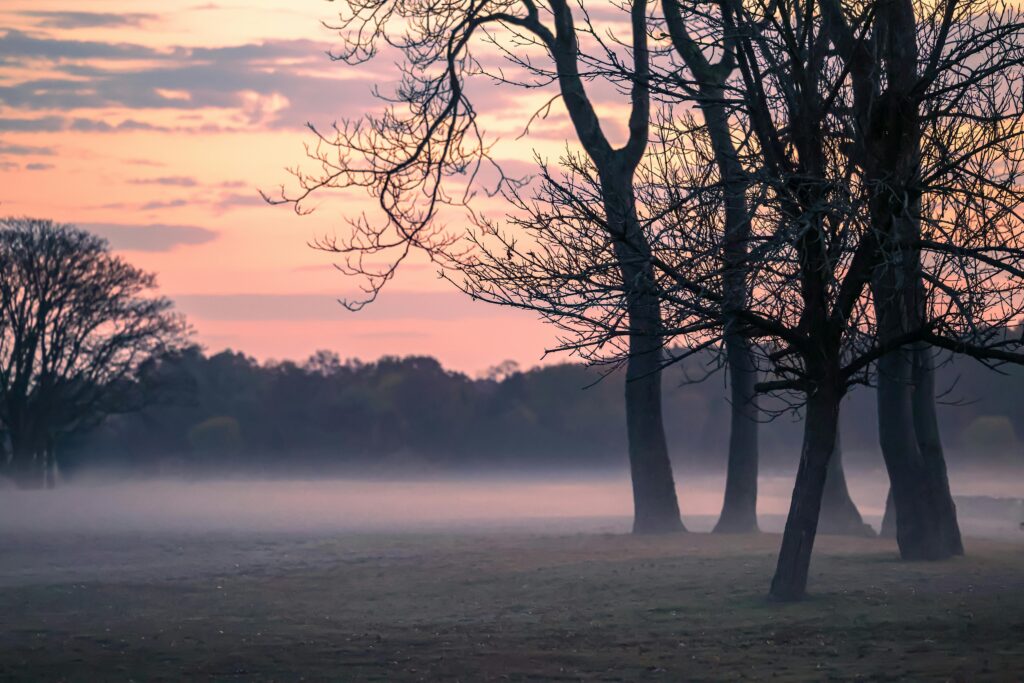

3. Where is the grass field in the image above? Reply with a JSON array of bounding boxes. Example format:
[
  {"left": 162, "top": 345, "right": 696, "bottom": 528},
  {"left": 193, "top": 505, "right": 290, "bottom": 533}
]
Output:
[{"left": 1, "top": 527, "right": 1022, "bottom": 681}]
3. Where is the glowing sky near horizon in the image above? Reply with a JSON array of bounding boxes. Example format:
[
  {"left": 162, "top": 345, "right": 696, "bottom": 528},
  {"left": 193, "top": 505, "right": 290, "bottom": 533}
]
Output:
[{"left": 0, "top": 1, "right": 636, "bottom": 373}]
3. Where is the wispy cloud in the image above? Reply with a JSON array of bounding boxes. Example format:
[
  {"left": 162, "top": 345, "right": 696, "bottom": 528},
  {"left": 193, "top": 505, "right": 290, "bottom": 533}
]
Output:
[
  {"left": 82, "top": 222, "right": 218, "bottom": 252},
  {"left": 0, "top": 116, "right": 166, "bottom": 133},
  {"left": 139, "top": 198, "right": 189, "bottom": 211},
  {"left": 19, "top": 11, "right": 157, "bottom": 30},
  {"left": 0, "top": 30, "right": 381, "bottom": 132},
  {"left": 0, "top": 141, "right": 53, "bottom": 155},
  {"left": 130, "top": 176, "right": 199, "bottom": 187},
  {"left": 172, "top": 292, "right": 531, "bottom": 322}
]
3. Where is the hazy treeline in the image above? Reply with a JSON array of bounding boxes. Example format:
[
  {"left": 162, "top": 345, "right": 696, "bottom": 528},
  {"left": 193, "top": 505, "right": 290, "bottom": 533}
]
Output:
[{"left": 61, "top": 348, "right": 1023, "bottom": 478}]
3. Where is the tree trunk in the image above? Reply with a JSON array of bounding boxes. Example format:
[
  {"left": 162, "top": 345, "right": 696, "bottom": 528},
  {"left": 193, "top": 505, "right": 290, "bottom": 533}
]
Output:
[
  {"left": 714, "top": 332, "right": 760, "bottom": 533},
  {"left": 911, "top": 344, "right": 963, "bottom": 555},
  {"left": 863, "top": 0, "right": 961, "bottom": 562},
  {"left": 708, "top": 89, "right": 760, "bottom": 535},
  {"left": 881, "top": 490, "right": 897, "bottom": 537},
  {"left": 876, "top": 349, "right": 959, "bottom": 559},
  {"left": 770, "top": 382, "right": 842, "bottom": 601},
  {"left": 604, "top": 173, "right": 684, "bottom": 535},
  {"left": 818, "top": 428, "right": 875, "bottom": 536},
  {"left": 625, "top": 292, "right": 685, "bottom": 534}
]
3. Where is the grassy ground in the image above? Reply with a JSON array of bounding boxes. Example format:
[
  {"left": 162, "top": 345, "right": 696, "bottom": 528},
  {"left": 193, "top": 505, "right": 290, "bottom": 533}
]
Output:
[{"left": 1, "top": 530, "right": 1022, "bottom": 681}]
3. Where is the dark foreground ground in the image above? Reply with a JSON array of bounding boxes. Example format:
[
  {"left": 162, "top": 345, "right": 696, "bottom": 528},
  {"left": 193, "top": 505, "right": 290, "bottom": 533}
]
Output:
[{"left": 1, "top": 528, "right": 1023, "bottom": 681}]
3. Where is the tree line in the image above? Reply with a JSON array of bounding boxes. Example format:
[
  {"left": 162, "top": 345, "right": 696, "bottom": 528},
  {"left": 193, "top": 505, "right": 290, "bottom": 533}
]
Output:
[{"left": 63, "top": 346, "right": 1024, "bottom": 478}]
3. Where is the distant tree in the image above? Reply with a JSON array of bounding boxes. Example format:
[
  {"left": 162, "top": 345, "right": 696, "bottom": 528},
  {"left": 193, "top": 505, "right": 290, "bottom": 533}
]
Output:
[{"left": 0, "top": 218, "right": 188, "bottom": 488}]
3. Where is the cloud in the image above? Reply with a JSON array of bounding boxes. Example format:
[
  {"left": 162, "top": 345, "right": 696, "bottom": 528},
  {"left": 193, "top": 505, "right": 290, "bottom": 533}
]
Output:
[
  {"left": 0, "top": 116, "right": 167, "bottom": 133},
  {"left": 81, "top": 223, "right": 218, "bottom": 252},
  {"left": 0, "top": 29, "right": 158, "bottom": 62},
  {"left": 0, "top": 31, "right": 380, "bottom": 131},
  {"left": 214, "top": 191, "right": 266, "bottom": 210},
  {"left": 0, "top": 141, "right": 53, "bottom": 156},
  {"left": 140, "top": 198, "right": 189, "bottom": 211},
  {"left": 171, "top": 292, "right": 531, "bottom": 322},
  {"left": 130, "top": 176, "right": 199, "bottom": 187},
  {"left": 20, "top": 11, "right": 157, "bottom": 29},
  {"left": 24, "top": 162, "right": 52, "bottom": 171}
]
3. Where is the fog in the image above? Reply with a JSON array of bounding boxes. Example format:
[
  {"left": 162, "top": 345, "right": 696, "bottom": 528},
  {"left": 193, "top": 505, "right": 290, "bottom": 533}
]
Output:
[
  {"left": 0, "top": 466, "right": 1021, "bottom": 598},
  {"left": 1, "top": 464, "right": 1021, "bottom": 537}
]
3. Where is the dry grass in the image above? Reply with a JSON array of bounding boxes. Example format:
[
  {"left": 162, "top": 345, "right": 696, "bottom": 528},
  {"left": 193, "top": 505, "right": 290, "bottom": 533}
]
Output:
[{"left": 1, "top": 530, "right": 1022, "bottom": 680}]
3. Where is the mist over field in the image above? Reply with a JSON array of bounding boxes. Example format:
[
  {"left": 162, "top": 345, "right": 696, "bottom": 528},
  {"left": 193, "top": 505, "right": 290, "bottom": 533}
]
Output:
[{"left": 1, "top": 464, "right": 1020, "bottom": 537}]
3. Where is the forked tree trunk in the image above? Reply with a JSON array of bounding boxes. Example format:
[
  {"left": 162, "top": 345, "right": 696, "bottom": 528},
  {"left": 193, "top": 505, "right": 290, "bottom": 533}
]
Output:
[
  {"left": 876, "top": 348, "right": 960, "bottom": 559},
  {"left": 551, "top": 2, "right": 680, "bottom": 534},
  {"left": 770, "top": 382, "right": 842, "bottom": 601},
  {"left": 864, "top": 0, "right": 962, "bottom": 562},
  {"left": 818, "top": 429, "right": 875, "bottom": 536},
  {"left": 879, "top": 347, "right": 962, "bottom": 551}
]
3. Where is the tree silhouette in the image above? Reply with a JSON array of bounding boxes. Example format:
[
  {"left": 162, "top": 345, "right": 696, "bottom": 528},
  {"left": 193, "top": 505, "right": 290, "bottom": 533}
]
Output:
[{"left": 0, "top": 218, "right": 187, "bottom": 488}]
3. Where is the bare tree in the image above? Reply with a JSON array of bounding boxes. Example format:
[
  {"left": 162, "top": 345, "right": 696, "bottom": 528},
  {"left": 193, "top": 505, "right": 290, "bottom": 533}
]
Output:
[
  {"left": 658, "top": 0, "right": 762, "bottom": 533},
  {"left": 0, "top": 218, "right": 187, "bottom": 488},
  {"left": 821, "top": 0, "right": 1024, "bottom": 560},
  {"left": 270, "top": 0, "right": 686, "bottom": 533},
  {"left": 535, "top": 0, "right": 1024, "bottom": 598},
  {"left": 717, "top": 0, "right": 1024, "bottom": 598}
]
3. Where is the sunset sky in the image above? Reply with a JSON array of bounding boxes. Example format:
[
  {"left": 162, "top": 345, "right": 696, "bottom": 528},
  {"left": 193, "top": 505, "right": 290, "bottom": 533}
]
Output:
[{"left": 0, "top": 1, "right": 639, "bottom": 372}]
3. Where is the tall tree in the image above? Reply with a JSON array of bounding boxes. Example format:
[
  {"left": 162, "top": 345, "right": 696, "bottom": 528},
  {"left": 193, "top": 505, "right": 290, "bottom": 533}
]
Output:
[
  {"left": 271, "top": 1, "right": 684, "bottom": 532},
  {"left": 592, "top": 0, "right": 1024, "bottom": 598},
  {"left": 656, "top": 0, "right": 871, "bottom": 535},
  {"left": 660, "top": 0, "right": 761, "bottom": 533},
  {"left": 820, "top": 0, "right": 1024, "bottom": 560},
  {"left": 0, "top": 218, "right": 187, "bottom": 488}
]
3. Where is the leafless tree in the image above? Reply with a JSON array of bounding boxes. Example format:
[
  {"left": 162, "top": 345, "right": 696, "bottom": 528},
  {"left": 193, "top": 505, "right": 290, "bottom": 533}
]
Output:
[
  {"left": 269, "top": 0, "right": 687, "bottom": 533},
  {"left": 659, "top": 0, "right": 762, "bottom": 534},
  {"left": 458, "top": 0, "right": 877, "bottom": 537},
  {"left": 498, "top": 0, "right": 1024, "bottom": 598},
  {"left": 709, "top": 0, "right": 1024, "bottom": 598},
  {"left": 820, "top": 0, "right": 1024, "bottom": 561},
  {"left": 0, "top": 218, "right": 187, "bottom": 488}
]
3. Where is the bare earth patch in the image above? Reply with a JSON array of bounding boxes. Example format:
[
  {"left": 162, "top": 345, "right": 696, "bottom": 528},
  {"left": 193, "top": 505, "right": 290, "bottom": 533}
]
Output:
[{"left": 1, "top": 531, "right": 1022, "bottom": 680}]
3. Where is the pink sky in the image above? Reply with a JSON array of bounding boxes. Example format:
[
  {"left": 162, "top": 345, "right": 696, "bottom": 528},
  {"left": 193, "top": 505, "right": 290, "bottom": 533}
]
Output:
[{"left": 0, "top": 1, "right": 642, "bottom": 373}]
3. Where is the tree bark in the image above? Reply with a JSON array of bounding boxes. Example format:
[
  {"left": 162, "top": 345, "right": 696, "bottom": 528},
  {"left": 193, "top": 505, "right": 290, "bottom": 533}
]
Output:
[
  {"left": 605, "top": 174, "right": 685, "bottom": 535},
  {"left": 625, "top": 312, "right": 685, "bottom": 533},
  {"left": 910, "top": 344, "right": 963, "bottom": 554},
  {"left": 818, "top": 429, "right": 875, "bottom": 536},
  {"left": 714, "top": 332, "right": 760, "bottom": 533},
  {"left": 881, "top": 489, "right": 897, "bottom": 537},
  {"left": 699, "top": 85, "right": 760, "bottom": 535},
  {"left": 876, "top": 348, "right": 959, "bottom": 559},
  {"left": 862, "top": 0, "right": 962, "bottom": 561},
  {"left": 769, "top": 382, "right": 842, "bottom": 601}
]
